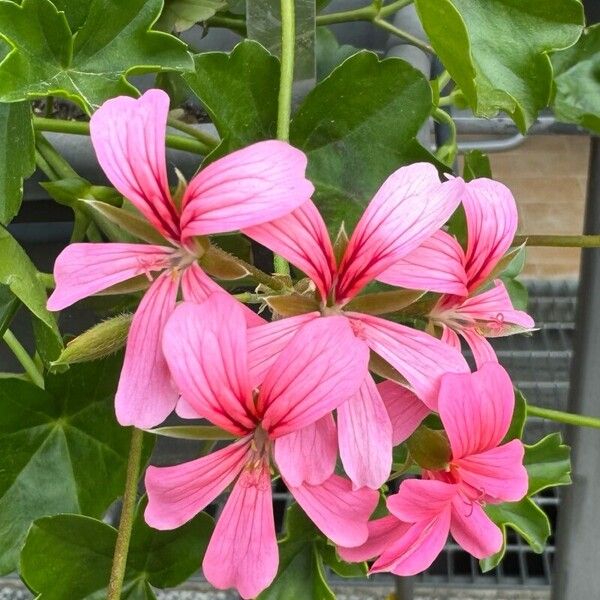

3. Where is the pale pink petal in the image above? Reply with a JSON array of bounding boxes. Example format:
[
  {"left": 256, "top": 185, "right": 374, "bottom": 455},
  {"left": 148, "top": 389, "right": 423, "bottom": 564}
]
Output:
[
  {"left": 337, "top": 516, "right": 410, "bottom": 563},
  {"left": 441, "top": 324, "right": 462, "bottom": 353},
  {"left": 247, "top": 312, "right": 319, "bottom": 387},
  {"left": 388, "top": 479, "right": 457, "bottom": 522},
  {"left": 378, "top": 380, "right": 430, "bottom": 445},
  {"left": 181, "top": 262, "right": 265, "bottom": 327},
  {"left": 450, "top": 497, "right": 503, "bottom": 558},
  {"left": 457, "top": 280, "right": 535, "bottom": 333},
  {"left": 337, "top": 376, "right": 392, "bottom": 489},
  {"left": 90, "top": 89, "right": 179, "bottom": 241},
  {"left": 377, "top": 230, "right": 468, "bottom": 295},
  {"left": 455, "top": 439, "right": 528, "bottom": 503},
  {"left": 350, "top": 313, "right": 469, "bottom": 410},
  {"left": 145, "top": 438, "right": 251, "bottom": 529},
  {"left": 243, "top": 201, "right": 336, "bottom": 300},
  {"left": 438, "top": 362, "right": 515, "bottom": 459},
  {"left": 203, "top": 465, "right": 278, "bottom": 599},
  {"left": 460, "top": 328, "right": 498, "bottom": 368},
  {"left": 463, "top": 178, "right": 518, "bottom": 291},
  {"left": 274, "top": 415, "right": 337, "bottom": 487},
  {"left": 371, "top": 512, "right": 451, "bottom": 576},
  {"left": 47, "top": 243, "right": 173, "bottom": 310},
  {"left": 260, "top": 316, "right": 370, "bottom": 437},
  {"left": 288, "top": 474, "right": 379, "bottom": 547},
  {"left": 115, "top": 272, "right": 179, "bottom": 428},
  {"left": 162, "top": 296, "right": 256, "bottom": 435},
  {"left": 181, "top": 141, "right": 314, "bottom": 238},
  {"left": 175, "top": 395, "right": 201, "bottom": 419},
  {"left": 335, "top": 165, "right": 464, "bottom": 303}
]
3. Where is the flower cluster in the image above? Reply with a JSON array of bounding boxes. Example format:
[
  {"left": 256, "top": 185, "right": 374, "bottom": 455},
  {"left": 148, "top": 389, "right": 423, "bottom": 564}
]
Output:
[{"left": 49, "top": 90, "right": 533, "bottom": 599}]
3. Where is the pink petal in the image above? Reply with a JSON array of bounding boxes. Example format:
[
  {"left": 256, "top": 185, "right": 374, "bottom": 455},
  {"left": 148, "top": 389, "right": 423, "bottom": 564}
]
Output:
[
  {"left": 162, "top": 296, "right": 256, "bottom": 435},
  {"left": 457, "top": 280, "right": 535, "bottom": 332},
  {"left": 337, "top": 376, "right": 392, "bottom": 489},
  {"left": 455, "top": 439, "right": 528, "bottom": 503},
  {"left": 371, "top": 512, "right": 451, "bottom": 576},
  {"left": 463, "top": 178, "right": 518, "bottom": 291},
  {"left": 115, "top": 272, "right": 179, "bottom": 428},
  {"left": 438, "top": 362, "right": 515, "bottom": 459},
  {"left": 181, "top": 141, "right": 314, "bottom": 238},
  {"left": 274, "top": 415, "right": 337, "bottom": 487},
  {"left": 203, "top": 465, "right": 278, "bottom": 599},
  {"left": 90, "top": 89, "right": 180, "bottom": 241},
  {"left": 247, "top": 312, "right": 319, "bottom": 387},
  {"left": 181, "top": 262, "right": 265, "bottom": 327},
  {"left": 377, "top": 230, "right": 468, "bottom": 295},
  {"left": 460, "top": 328, "right": 498, "bottom": 368},
  {"left": 350, "top": 313, "right": 469, "bottom": 410},
  {"left": 145, "top": 438, "right": 251, "bottom": 529},
  {"left": 244, "top": 201, "right": 336, "bottom": 300},
  {"left": 260, "top": 316, "right": 370, "bottom": 437},
  {"left": 288, "top": 474, "right": 379, "bottom": 547},
  {"left": 450, "top": 496, "right": 503, "bottom": 558},
  {"left": 335, "top": 165, "right": 464, "bottom": 303},
  {"left": 337, "top": 515, "right": 410, "bottom": 563},
  {"left": 388, "top": 479, "right": 457, "bottom": 522},
  {"left": 47, "top": 243, "right": 173, "bottom": 310},
  {"left": 441, "top": 324, "right": 462, "bottom": 352},
  {"left": 378, "top": 380, "right": 430, "bottom": 445}
]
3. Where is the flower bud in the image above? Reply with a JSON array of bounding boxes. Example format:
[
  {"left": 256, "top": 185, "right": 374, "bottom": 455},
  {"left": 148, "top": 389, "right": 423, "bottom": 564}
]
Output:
[{"left": 407, "top": 425, "right": 451, "bottom": 471}]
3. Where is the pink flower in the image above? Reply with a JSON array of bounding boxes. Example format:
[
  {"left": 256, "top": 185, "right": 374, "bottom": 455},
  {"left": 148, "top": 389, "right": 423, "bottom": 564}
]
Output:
[
  {"left": 243, "top": 164, "right": 469, "bottom": 489},
  {"left": 339, "top": 363, "right": 528, "bottom": 575},
  {"left": 144, "top": 293, "right": 378, "bottom": 599},
  {"left": 383, "top": 178, "right": 534, "bottom": 366},
  {"left": 46, "top": 89, "right": 314, "bottom": 428}
]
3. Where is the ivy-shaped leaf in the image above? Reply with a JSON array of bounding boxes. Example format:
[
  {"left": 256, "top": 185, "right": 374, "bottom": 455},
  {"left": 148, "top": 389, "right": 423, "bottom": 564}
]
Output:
[
  {"left": 552, "top": 24, "right": 600, "bottom": 134},
  {"left": 20, "top": 500, "right": 214, "bottom": 599},
  {"left": 0, "top": 101, "right": 34, "bottom": 225},
  {"left": 415, "top": 0, "right": 584, "bottom": 131},
  {"left": 524, "top": 433, "right": 572, "bottom": 496},
  {"left": 0, "top": 0, "right": 193, "bottom": 111},
  {"left": 0, "top": 356, "right": 153, "bottom": 574},
  {"left": 290, "top": 51, "right": 438, "bottom": 232},
  {"left": 258, "top": 504, "right": 336, "bottom": 599},
  {"left": 184, "top": 41, "right": 280, "bottom": 161},
  {"left": 0, "top": 227, "right": 62, "bottom": 359},
  {"left": 503, "top": 389, "right": 527, "bottom": 442}
]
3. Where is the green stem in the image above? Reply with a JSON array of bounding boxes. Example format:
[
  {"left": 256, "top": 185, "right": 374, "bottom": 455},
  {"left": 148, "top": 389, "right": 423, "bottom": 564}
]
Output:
[
  {"left": 35, "top": 133, "right": 78, "bottom": 180},
  {"left": 37, "top": 272, "right": 56, "bottom": 290},
  {"left": 33, "top": 117, "right": 209, "bottom": 156},
  {"left": 44, "top": 95, "right": 54, "bottom": 118},
  {"left": 527, "top": 404, "right": 600, "bottom": 430},
  {"left": 107, "top": 428, "right": 144, "bottom": 600},
  {"left": 166, "top": 116, "right": 219, "bottom": 150},
  {"left": 373, "top": 17, "right": 434, "bottom": 54},
  {"left": 34, "top": 149, "right": 58, "bottom": 180},
  {"left": 432, "top": 107, "right": 457, "bottom": 166},
  {"left": 206, "top": 12, "right": 247, "bottom": 33},
  {"left": 317, "top": 0, "right": 413, "bottom": 25},
  {"left": 2, "top": 329, "right": 44, "bottom": 388},
  {"left": 513, "top": 234, "right": 600, "bottom": 248}
]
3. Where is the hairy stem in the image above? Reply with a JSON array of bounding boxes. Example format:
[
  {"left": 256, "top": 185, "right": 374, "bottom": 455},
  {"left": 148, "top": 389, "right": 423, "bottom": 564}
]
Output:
[
  {"left": 513, "top": 234, "right": 600, "bottom": 248},
  {"left": 527, "top": 404, "right": 600, "bottom": 430},
  {"left": 2, "top": 329, "right": 44, "bottom": 389},
  {"left": 33, "top": 117, "right": 209, "bottom": 156},
  {"left": 373, "top": 17, "right": 433, "bottom": 54},
  {"left": 166, "top": 116, "right": 220, "bottom": 150},
  {"left": 35, "top": 133, "right": 79, "bottom": 180},
  {"left": 106, "top": 428, "right": 144, "bottom": 600}
]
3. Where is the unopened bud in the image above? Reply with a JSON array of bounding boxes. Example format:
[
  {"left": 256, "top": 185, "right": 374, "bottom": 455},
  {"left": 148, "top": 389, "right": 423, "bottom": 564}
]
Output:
[
  {"left": 346, "top": 289, "right": 425, "bottom": 315},
  {"left": 265, "top": 293, "right": 319, "bottom": 317},
  {"left": 333, "top": 222, "right": 349, "bottom": 265},
  {"left": 52, "top": 313, "right": 133, "bottom": 366},
  {"left": 200, "top": 245, "right": 250, "bottom": 280},
  {"left": 407, "top": 425, "right": 451, "bottom": 471}
]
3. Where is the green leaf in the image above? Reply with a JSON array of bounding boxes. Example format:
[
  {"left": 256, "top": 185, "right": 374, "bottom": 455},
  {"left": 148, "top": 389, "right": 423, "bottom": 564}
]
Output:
[
  {"left": 20, "top": 501, "right": 214, "bottom": 598},
  {"left": 0, "top": 355, "right": 153, "bottom": 574},
  {"left": 0, "top": 227, "right": 61, "bottom": 358},
  {"left": 315, "top": 27, "right": 358, "bottom": 81},
  {"left": 415, "top": 0, "right": 584, "bottom": 131},
  {"left": 0, "top": 284, "right": 19, "bottom": 337},
  {"left": 290, "top": 51, "right": 437, "bottom": 232},
  {"left": 158, "top": 0, "right": 227, "bottom": 32},
  {"left": 184, "top": 41, "right": 279, "bottom": 160},
  {"left": 463, "top": 149, "right": 491, "bottom": 182},
  {"left": 503, "top": 389, "right": 527, "bottom": 442},
  {"left": 481, "top": 498, "right": 551, "bottom": 571},
  {"left": 524, "top": 433, "right": 572, "bottom": 495},
  {"left": 318, "top": 541, "right": 367, "bottom": 578},
  {"left": 0, "top": 0, "right": 193, "bottom": 111},
  {"left": 552, "top": 24, "right": 600, "bottom": 134},
  {"left": 258, "top": 504, "right": 335, "bottom": 600},
  {"left": 0, "top": 101, "right": 34, "bottom": 224}
]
